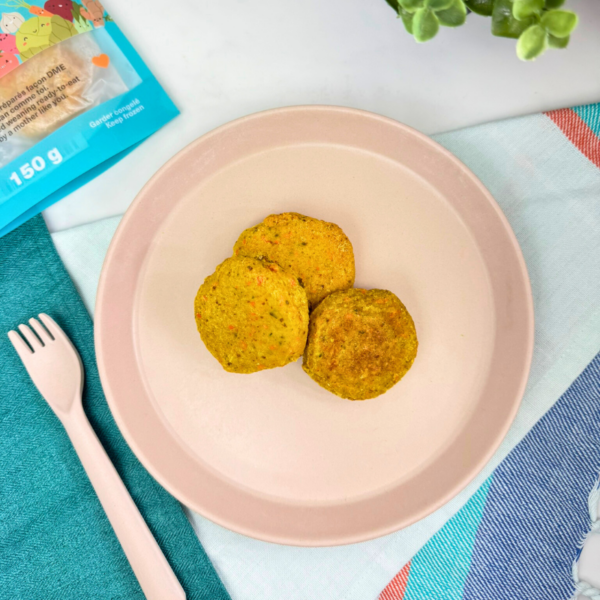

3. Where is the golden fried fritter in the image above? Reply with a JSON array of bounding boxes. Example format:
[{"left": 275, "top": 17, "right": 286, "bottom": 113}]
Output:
[
  {"left": 233, "top": 213, "right": 355, "bottom": 309},
  {"left": 194, "top": 256, "right": 309, "bottom": 373},
  {"left": 303, "top": 288, "right": 417, "bottom": 400}
]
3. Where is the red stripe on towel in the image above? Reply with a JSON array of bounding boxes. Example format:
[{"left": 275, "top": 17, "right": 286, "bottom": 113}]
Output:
[
  {"left": 546, "top": 108, "right": 600, "bottom": 169},
  {"left": 379, "top": 561, "right": 411, "bottom": 600}
]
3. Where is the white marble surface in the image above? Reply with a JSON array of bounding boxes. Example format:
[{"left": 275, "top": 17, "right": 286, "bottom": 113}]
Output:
[{"left": 43, "top": 0, "right": 600, "bottom": 232}]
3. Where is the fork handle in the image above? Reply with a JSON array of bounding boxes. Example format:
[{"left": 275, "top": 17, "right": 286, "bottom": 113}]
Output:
[{"left": 62, "top": 400, "right": 186, "bottom": 600}]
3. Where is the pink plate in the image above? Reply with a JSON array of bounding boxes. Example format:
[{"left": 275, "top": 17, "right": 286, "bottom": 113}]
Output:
[{"left": 95, "top": 106, "right": 534, "bottom": 546}]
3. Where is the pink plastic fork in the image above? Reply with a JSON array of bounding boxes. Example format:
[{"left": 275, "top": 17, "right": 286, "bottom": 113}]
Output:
[{"left": 8, "top": 313, "right": 186, "bottom": 600}]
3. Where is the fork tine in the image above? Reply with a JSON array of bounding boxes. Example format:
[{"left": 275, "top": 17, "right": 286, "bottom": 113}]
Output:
[
  {"left": 29, "top": 317, "right": 53, "bottom": 344},
  {"left": 18, "top": 324, "right": 43, "bottom": 350},
  {"left": 38, "top": 314, "right": 63, "bottom": 341},
  {"left": 8, "top": 330, "right": 33, "bottom": 359}
]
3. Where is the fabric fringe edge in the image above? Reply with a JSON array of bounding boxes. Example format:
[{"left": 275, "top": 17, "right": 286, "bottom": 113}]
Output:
[{"left": 571, "top": 480, "right": 600, "bottom": 600}]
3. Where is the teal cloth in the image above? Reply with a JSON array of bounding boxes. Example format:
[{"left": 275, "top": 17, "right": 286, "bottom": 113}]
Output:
[{"left": 0, "top": 215, "right": 231, "bottom": 600}]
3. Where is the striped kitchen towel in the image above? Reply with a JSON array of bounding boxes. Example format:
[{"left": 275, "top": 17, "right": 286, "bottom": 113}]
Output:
[{"left": 379, "top": 104, "right": 600, "bottom": 600}]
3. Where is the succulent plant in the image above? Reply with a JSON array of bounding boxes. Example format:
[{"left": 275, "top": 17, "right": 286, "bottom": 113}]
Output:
[{"left": 385, "top": 0, "right": 578, "bottom": 60}]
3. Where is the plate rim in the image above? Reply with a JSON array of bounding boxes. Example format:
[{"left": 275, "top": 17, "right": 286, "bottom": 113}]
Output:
[{"left": 95, "top": 105, "right": 534, "bottom": 546}]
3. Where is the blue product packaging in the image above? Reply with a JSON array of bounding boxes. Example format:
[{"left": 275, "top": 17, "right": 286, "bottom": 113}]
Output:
[{"left": 0, "top": 0, "right": 179, "bottom": 236}]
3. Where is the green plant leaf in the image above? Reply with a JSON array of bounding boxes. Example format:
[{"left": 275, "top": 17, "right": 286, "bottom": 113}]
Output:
[
  {"left": 547, "top": 32, "right": 569, "bottom": 48},
  {"left": 545, "top": 0, "right": 565, "bottom": 8},
  {"left": 399, "top": 0, "right": 424, "bottom": 12},
  {"left": 516, "top": 24, "right": 547, "bottom": 59},
  {"left": 426, "top": 0, "right": 454, "bottom": 10},
  {"left": 464, "top": 0, "right": 494, "bottom": 16},
  {"left": 384, "top": 0, "right": 400, "bottom": 13},
  {"left": 512, "top": 0, "right": 544, "bottom": 20},
  {"left": 437, "top": 0, "right": 467, "bottom": 27},
  {"left": 540, "top": 9, "right": 578, "bottom": 37},
  {"left": 399, "top": 7, "right": 415, "bottom": 33},
  {"left": 492, "top": 0, "right": 536, "bottom": 38},
  {"left": 413, "top": 7, "right": 439, "bottom": 41}
]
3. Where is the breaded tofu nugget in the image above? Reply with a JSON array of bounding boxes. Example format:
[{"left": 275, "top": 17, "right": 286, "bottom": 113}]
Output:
[
  {"left": 303, "top": 289, "right": 417, "bottom": 400},
  {"left": 195, "top": 256, "right": 309, "bottom": 373},
  {"left": 233, "top": 213, "right": 355, "bottom": 309}
]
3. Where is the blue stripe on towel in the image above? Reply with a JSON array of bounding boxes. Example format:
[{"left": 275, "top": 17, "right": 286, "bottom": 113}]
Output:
[{"left": 462, "top": 353, "right": 600, "bottom": 599}]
